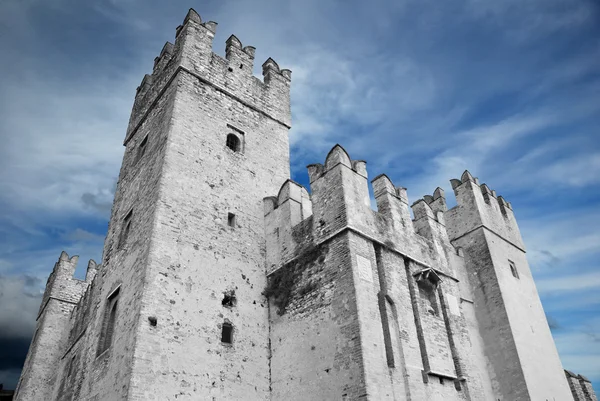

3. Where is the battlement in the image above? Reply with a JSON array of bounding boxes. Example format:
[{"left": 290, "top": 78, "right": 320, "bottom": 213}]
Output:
[
  {"left": 125, "top": 8, "right": 292, "bottom": 145},
  {"left": 565, "top": 370, "right": 598, "bottom": 401},
  {"left": 38, "top": 251, "right": 98, "bottom": 319},
  {"left": 265, "top": 145, "right": 457, "bottom": 278},
  {"left": 263, "top": 145, "right": 531, "bottom": 282},
  {"left": 445, "top": 170, "right": 524, "bottom": 249}
]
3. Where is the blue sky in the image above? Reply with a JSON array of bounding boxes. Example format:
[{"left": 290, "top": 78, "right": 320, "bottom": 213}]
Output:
[{"left": 0, "top": 0, "right": 599, "bottom": 392}]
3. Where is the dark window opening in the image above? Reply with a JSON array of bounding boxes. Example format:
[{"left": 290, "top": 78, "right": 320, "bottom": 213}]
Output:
[
  {"left": 227, "top": 213, "right": 236, "bottom": 227},
  {"left": 239, "top": 64, "right": 243, "bottom": 69},
  {"left": 66, "top": 356, "right": 75, "bottom": 379},
  {"left": 226, "top": 134, "right": 240, "bottom": 152},
  {"left": 98, "top": 288, "right": 120, "bottom": 356},
  {"left": 136, "top": 135, "right": 148, "bottom": 162},
  {"left": 439, "top": 377, "right": 444, "bottom": 384},
  {"left": 221, "top": 323, "right": 233, "bottom": 344},
  {"left": 417, "top": 280, "right": 439, "bottom": 316},
  {"left": 228, "top": 67, "right": 233, "bottom": 72},
  {"left": 222, "top": 292, "right": 236, "bottom": 307},
  {"left": 509, "top": 260, "right": 519, "bottom": 279},
  {"left": 119, "top": 210, "right": 133, "bottom": 249}
]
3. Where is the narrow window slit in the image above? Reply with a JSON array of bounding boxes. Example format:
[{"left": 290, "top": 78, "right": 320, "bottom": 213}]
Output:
[
  {"left": 119, "top": 210, "right": 133, "bottom": 249},
  {"left": 227, "top": 213, "right": 236, "bottom": 227},
  {"left": 221, "top": 323, "right": 233, "bottom": 344},
  {"left": 509, "top": 260, "right": 519, "bottom": 279},
  {"left": 97, "top": 287, "right": 120, "bottom": 356}
]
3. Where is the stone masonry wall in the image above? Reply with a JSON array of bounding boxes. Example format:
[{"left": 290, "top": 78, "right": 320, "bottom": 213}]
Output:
[
  {"left": 14, "top": 253, "right": 90, "bottom": 401},
  {"left": 125, "top": 28, "right": 291, "bottom": 398},
  {"left": 446, "top": 173, "right": 574, "bottom": 400},
  {"left": 269, "top": 231, "right": 368, "bottom": 400},
  {"left": 265, "top": 146, "right": 495, "bottom": 401},
  {"left": 32, "top": 61, "right": 180, "bottom": 401},
  {"left": 16, "top": 8, "right": 598, "bottom": 401}
]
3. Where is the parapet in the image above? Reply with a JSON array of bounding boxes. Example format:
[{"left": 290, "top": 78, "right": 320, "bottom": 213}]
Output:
[
  {"left": 125, "top": 8, "right": 292, "bottom": 144},
  {"left": 446, "top": 170, "right": 524, "bottom": 249},
  {"left": 39, "top": 251, "right": 98, "bottom": 318},
  {"left": 565, "top": 370, "right": 598, "bottom": 401},
  {"left": 264, "top": 144, "right": 469, "bottom": 278},
  {"left": 263, "top": 180, "right": 313, "bottom": 273},
  {"left": 372, "top": 174, "right": 408, "bottom": 204},
  {"left": 307, "top": 145, "right": 367, "bottom": 184}
]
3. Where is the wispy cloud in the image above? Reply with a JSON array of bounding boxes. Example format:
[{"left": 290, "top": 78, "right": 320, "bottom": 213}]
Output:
[
  {"left": 537, "top": 272, "right": 600, "bottom": 294},
  {"left": 0, "top": 0, "right": 598, "bottom": 391}
]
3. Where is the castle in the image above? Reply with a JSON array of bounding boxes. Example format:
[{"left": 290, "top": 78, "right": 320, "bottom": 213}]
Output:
[{"left": 14, "top": 9, "right": 598, "bottom": 401}]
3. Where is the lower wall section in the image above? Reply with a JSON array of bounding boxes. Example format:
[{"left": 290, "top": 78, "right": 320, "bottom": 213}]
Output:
[{"left": 269, "top": 232, "right": 367, "bottom": 400}]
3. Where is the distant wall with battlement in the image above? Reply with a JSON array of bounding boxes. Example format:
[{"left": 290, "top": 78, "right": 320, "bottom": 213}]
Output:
[
  {"left": 14, "top": 8, "right": 596, "bottom": 401},
  {"left": 264, "top": 144, "right": 576, "bottom": 400}
]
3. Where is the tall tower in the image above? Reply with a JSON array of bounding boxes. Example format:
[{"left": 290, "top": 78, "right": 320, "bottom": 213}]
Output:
[
  {"left": 445, "top": 171, "right": 573, "bottom": 400},
  {"left": 15, "top": 7, "right": 596, "bottom": 401},
  {"left": 114, "top": 8, "right": 292, "bottom": 400},
  {"left": 16, "top": 8, "right": 291, "bottom": 401},
  {"left": 14, "top": 253, "right": 96, "bottom": 401}
]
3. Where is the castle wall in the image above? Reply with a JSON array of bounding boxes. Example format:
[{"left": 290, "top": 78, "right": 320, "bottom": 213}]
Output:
[
  {"left": 15, "top": 299, "right": 76, "bottom": 400},
  {"left": 446, "top": 174, "right": 573, "bottom": 400},
  {"left": 126, "top": 31, "right": 291, "bottom": 398},
  {"left": 451, "top": 251, "right": 497, "bottom": 401},
  {"left": 15, "top": 8, "right": 597, "bottom": 401},
  {"left": 269, "top": 231, "right": 369, "bottom": 400},
  {"left": 45, "top": 62, "right": 179, "bottom": 401},
  {"left": 483, "top": 229, "right": 572, "bottom": 400},
  {"left": 265, "top": 148, "right": 500, "bottom": 401},
  {"left": 14, "top": 253, "right": 89, "bottom": 401}
]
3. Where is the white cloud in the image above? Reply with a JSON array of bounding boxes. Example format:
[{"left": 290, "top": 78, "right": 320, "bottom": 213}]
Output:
[
  {"left": 0, "top": 275, "right": 43, "bottom": 339},
  {"left": 554, "top": 319, "right": 600, "bottom": 384},
  {"left": 537, "top": 272, "right": 600, "bottom": 294}
]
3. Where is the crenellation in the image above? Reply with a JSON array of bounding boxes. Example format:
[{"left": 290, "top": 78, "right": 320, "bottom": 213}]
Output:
[
  {"left": 445, "top": 171, "right": 524, "bottom": 250},
  {"left": 152, "top": 42, "right": 174, "bottom": 74},
  {"left": 372, "top": 174, "right": 413, "bottom": 232},
  {"left": 16, "top": 8, "right": 596, "bottom": 401},
  {"left": 85, "top": 260, "right": 99, "bottom": 283},
  {"left": 225, "top": 35, "right": 255, "bottom": 73}
]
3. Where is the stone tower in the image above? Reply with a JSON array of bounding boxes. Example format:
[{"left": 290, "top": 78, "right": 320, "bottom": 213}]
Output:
[
  {"left": 14, "top": 8, "right": 597, "bottom": 401},
  {"left": 445, "top": 172, "right": 574, "bottom": 400},
  {"left": 13, "top": 253, "right": 96, "bottom": 401},
  {"left": 262, "top": 146, "right": 575, "bottom": 401},
  {"left": 15, "top": 8, "right": 291, "bottom": 401}
]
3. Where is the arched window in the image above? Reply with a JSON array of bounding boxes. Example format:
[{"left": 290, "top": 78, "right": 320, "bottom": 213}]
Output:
[{"left": 226, "top": 134, "right": 240, "bottom": 152}]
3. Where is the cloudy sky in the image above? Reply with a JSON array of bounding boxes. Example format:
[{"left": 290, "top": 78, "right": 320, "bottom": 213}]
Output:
[{"left": 0, "top": 0, "right": 599, "bottom": 392}]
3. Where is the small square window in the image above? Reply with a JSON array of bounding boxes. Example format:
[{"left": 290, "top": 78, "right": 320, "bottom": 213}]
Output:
[
  {"left": 226, "top": 134, "right": 241, "bottom": 152},
  {"left": 227, "top": 213, "right": 236, "bottom": 228},
  {"left": 509, "top": 260, "right": 519, "bottom": 279}
]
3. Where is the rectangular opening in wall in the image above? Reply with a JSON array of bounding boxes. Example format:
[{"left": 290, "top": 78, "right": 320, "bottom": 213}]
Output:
[
  {"left": 119, "top": 209, "right": 133, "bottom": 249},
  {"left": 418, "top": 280, "right": 439, "bottom": 316},
  {"left": 221, "top": 322, "right": 233, "bottom": 344},
  {"left": 226, "top": 123, "right": 245, "bottom": 153},
  {"left": 135, "top": 135, "right": 148, "bottom": 163},
  {"left": 509, "top": 260, "right": 519, "bottom": 279},
  {"left": 97, "top": 287, "right": 120, "bottom": 356},
  {"left": 227, "top": 212, "right": 236, "bottom": 228}
]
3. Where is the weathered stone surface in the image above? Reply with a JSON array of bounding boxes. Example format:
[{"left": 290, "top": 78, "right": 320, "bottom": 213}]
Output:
[{"left": 15, "top": 8, "right": 595, "bottom": 401}]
